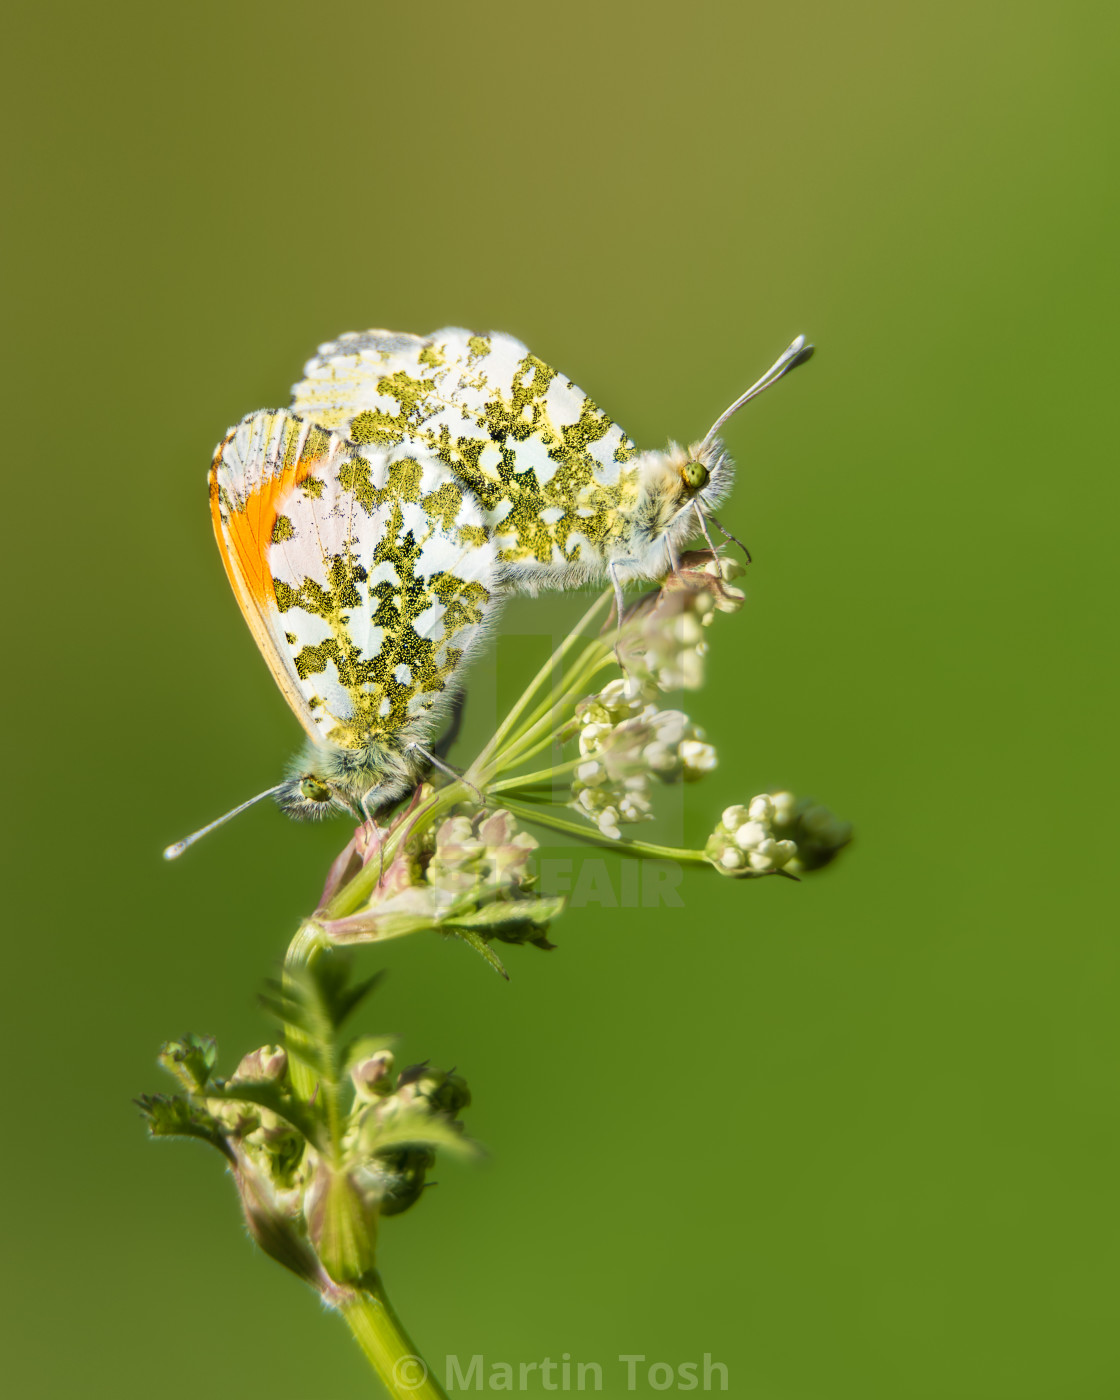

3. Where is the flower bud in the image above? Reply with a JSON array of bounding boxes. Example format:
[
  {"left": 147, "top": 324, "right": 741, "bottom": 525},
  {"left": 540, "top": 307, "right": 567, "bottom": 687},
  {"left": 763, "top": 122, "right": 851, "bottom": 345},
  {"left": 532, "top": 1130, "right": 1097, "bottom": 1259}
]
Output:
[
  {"left": 232, "top": 1156, "right": 328, "bottom": 1291},
  {"left": 230, "top": 1045, "right": 287, "bottom": 1084},
  {"left": 351, "top": 1050, "right": 394, "bottom": 1101},
  {"left": 734, "top": 820, "right": 769, "bottom": 851},
  {"left": 680, "top": 739, "right": 717, "bottom": 777},
  {"left": 707, "top": 789, "right": 852, "bottom": 878}
]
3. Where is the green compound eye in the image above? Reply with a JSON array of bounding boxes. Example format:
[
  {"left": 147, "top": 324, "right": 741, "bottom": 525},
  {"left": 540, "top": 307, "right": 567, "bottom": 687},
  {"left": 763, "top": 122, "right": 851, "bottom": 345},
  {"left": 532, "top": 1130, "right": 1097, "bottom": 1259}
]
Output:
[
  {"left": 299, "top": 776, "right": 334, "bottom": 804},
  {"left": 681, "top": 458, "right": 710, "bottom": 492}
]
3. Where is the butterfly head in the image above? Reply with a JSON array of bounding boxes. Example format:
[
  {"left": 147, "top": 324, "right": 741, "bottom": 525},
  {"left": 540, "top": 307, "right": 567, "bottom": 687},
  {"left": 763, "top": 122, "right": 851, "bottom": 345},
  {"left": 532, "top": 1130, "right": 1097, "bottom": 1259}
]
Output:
[
  {"left": 680, "top": 455, "right": 711, "bottom": 493},
  {"left": 277, "top": 740, "right": 418, "bottom": 821},
  {"left": 680, "top": 438, "right": 735, "bottom": 504}
]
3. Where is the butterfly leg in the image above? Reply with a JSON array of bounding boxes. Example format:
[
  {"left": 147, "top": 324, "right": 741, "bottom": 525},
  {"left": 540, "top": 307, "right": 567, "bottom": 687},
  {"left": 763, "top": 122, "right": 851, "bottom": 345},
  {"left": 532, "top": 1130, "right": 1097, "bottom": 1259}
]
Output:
[
  {"left": 607, "top": 558, "right": 641, "bottom": 633},
  {"left": 607, "top": 557, "right": 645, "bottom": 678},
  {"left": 704, "top": 507, "right": 752, "bottom": 564},
  {"left": 692, "top": 500, "right": 720, "bottom": 560},
  {"left": 405, "top": 742, "right": 486, "bottom": 805},
  {"left": 357, "top": 793, "right": 387, "bottom": 887}
]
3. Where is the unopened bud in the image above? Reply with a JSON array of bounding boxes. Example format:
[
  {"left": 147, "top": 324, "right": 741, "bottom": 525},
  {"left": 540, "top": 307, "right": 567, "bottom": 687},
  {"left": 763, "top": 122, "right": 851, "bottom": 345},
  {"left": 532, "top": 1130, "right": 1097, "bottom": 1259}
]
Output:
[
  {"left": 230, "top": 1045, "right": 287, "bottom": 1084},
  {"left": 734, "top": 820, "right": 770, "bottom": 851},
  {"left": 351, "top": 1051, "right": 394, "bottom": 1101}
]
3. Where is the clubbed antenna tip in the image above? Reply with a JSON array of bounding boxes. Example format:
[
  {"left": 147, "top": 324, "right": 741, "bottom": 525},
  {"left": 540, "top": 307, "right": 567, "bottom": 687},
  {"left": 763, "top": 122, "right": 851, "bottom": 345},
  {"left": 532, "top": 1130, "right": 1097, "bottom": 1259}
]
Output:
[
  {"left": 163, "top": 785, "right": 286, "bottom": 860},
  {"left": 702, "top": 334, "right": 815, "bottom": 446}
]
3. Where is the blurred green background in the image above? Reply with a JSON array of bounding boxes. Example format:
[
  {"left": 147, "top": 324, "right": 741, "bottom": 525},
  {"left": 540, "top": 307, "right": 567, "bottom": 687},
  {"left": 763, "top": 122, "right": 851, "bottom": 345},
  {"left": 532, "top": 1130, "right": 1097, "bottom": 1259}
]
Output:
[{"left": 4, "top": 1, "right": 1118, "bottom": 1396}]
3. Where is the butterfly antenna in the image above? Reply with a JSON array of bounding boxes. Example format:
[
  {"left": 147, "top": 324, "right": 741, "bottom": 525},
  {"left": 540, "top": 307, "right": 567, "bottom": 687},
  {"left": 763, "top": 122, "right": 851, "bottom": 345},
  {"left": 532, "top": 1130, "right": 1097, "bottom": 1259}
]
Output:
[
  {"left": 163, "top": 784, "right": 286, "bottom": 860},
  {"left": 701, "top": 334, "right": 815, "bottom": 447}
]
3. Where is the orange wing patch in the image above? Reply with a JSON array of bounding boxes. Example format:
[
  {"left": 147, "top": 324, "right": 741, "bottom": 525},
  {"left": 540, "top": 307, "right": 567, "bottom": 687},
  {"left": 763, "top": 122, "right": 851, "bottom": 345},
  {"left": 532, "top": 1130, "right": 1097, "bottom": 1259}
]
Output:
[
  {"left": 210, "top": 423, "right": 326, "bottom": 610},
  {"left": 208, "top": 414, "right": 337, "bottom": 744}
]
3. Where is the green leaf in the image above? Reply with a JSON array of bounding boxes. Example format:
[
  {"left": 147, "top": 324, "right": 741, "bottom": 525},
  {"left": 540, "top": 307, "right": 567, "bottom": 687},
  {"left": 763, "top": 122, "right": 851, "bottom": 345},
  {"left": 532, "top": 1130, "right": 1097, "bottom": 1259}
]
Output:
[
  {"left": 361, "top": 1105, "right": 479, "bottom": 1161},
  {"left": 135, "top": 1093, "right": 233, "bottom": 1160},
  {"left": 203, "top": 1079, "right": 324, "bottom": 1151},
  {"left": 449, "top": 896, "right": 565, "bottom": 930},
  {"left": 264, "top": 961, "right": 386, "bottom": 1045},
  {"left": 157, "top": 1034, "right": 218, "bottom": 1094},
  {"left": 305, "top": 1164, "right": 377, "bottom": 1287},
  {"left": 446, "top": 927, "right": 509, "bottom": 979},
  {"left": 331, "top": 968, "right": 386, "bottom": 1028}
]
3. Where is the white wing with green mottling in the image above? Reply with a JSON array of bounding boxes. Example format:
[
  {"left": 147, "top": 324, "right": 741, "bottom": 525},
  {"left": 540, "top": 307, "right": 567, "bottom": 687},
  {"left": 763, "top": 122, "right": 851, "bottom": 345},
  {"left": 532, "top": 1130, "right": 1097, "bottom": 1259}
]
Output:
[
  {"left": 290, "top": 328, "right": 646, "bottom": 583},
  {"left": 210, "top": 408, "right": 503, "bottom": 753}
]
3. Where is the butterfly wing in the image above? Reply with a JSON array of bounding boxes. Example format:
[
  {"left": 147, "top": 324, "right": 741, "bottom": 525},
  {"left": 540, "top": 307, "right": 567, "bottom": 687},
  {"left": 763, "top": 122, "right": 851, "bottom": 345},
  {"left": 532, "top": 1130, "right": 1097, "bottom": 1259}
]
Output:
[
  {"left": 210, "top": 409, "right": 501, "bottom": 752},
  {"left": 290, "top": 329, "right": 640, "bottom": 576}
]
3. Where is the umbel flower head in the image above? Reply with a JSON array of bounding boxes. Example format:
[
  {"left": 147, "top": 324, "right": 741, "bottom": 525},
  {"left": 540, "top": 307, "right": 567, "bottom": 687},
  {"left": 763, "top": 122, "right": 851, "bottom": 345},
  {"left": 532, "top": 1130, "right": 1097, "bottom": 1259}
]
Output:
[
  {"left": 705, "top": 791, "right": 853, "bottom": 877},
  {"left": 137, "top": 958, "right": 475, "bottom": 1303},
  {"left": 619, "top": 552, "right": 747, "bottom": 693},
  {"left": 312, "top": 802, "right": 564, "bottom": 979},
  {"left": 568, "top": 680, "right": 717, "bottom": 839}
]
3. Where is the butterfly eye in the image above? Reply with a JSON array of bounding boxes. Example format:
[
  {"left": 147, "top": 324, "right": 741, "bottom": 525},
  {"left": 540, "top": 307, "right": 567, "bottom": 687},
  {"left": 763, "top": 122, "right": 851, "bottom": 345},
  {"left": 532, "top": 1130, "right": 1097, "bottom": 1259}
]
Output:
[
  {"left": 299, "top": 776, "right": 334, "bottom": 804},
  {"left": 681, "top": 459, "right": 710, "bottom": 492}
]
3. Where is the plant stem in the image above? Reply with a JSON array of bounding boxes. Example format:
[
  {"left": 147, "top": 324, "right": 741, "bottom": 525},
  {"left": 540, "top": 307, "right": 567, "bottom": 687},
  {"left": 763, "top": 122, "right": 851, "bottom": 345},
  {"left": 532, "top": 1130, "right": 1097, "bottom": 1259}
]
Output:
[
  {"left": 489, "top": 757, "right": 584, "bottom": 792},
  {"left": 321, "top": 783, "right": 462, "bottom": 922},
  {"left": 501, "top": 797, "right": 710, "bottom": 863},
  {"left": 491, "top": 650, "right": 613, "bottom": 776},
  {"left": 283, "top": 920, "right": 326, "bottom": 1101},
  {"left": 473, "top": 589, "right": 611, "bottom": 770},
  {"left": 340, "top": 1274, "right": 449, "bottom": 1399}
]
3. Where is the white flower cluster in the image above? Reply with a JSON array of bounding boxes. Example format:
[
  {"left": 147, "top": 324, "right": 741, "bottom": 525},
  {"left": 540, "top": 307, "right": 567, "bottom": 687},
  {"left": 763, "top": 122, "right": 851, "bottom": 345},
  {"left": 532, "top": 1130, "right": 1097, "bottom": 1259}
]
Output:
[
  {"left": 425, "top": 809, "right": 538, "bottom": 895},
  {"left": 622, "top": 555, "right": 746, "bottom": 694},
  {"left": 320, "top": 808, "right": 562, "bottom": 948},
  {"left": 569, "top": 679, "right": 717, "bottom": 840},
  {"left": 705, "top": 790, "right": 853, "bottom": 878},
  {"left": 706, "top": 794, "right": 800, "bottom": 875}
]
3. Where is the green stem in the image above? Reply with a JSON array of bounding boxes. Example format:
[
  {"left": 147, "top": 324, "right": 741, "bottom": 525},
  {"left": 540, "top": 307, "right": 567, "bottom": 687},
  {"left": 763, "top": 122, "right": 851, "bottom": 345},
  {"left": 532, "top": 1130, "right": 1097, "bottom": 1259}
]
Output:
[
  {"left": 321, "top": 783, "right": 462, "bottom": 922},
  {"left": 489, "top": 757, "right": 583, "bottom": 792},
  {"left": 501, "top": 798, "right": 711, "bottom": 863},
  {"left": 473, "top": 589, "right": 611, "bottom": 771},
  {"left": 282, "top": 920, "right": 326, "bottom": 1102},
  {"left": 340, "top": 1274, "right": 448, "bottom": 1399},
  {"left": 491, "top": 650, "right": 614, "bottom": 776}
]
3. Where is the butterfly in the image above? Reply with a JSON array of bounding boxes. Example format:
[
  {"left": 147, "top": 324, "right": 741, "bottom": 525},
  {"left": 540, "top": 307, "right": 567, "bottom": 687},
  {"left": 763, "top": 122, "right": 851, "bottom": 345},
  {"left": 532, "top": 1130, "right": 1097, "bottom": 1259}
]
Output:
[
  {"left": 164, "top": 409, "right": 502, "bottom": 857},
  {"left": 165, "top": 329, "right": 811, "bottom": 857},
  {"left": 290, "top": 328, "right": 813, "bottom": 619}
]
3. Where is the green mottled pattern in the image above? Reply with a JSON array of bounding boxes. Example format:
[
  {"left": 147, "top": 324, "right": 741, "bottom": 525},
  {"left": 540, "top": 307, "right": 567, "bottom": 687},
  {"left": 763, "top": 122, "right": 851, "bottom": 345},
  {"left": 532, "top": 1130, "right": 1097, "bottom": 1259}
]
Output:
[
  {"left": 291, "top": 328, "right": 640, "bottom": 572},
  {"left": 212, "top": 409, "right": 501, "bottom": 753}
]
